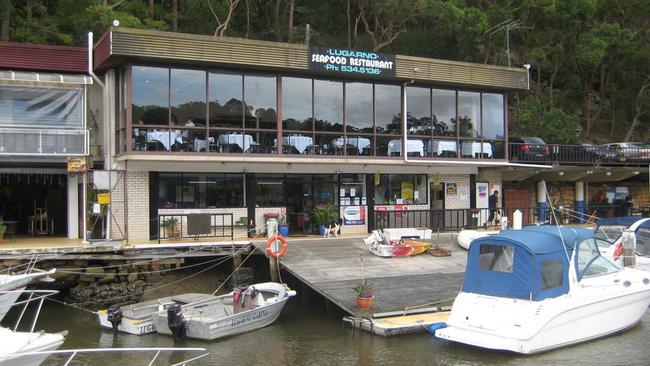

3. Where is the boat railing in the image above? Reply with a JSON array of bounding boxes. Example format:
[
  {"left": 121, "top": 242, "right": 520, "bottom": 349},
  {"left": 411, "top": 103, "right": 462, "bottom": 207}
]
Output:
[
  {"left": 0, "top": 289, "right": 59, "bottom": 333},
  {"left": 3, "top": 347, "right": 210, "bottom": 366}
]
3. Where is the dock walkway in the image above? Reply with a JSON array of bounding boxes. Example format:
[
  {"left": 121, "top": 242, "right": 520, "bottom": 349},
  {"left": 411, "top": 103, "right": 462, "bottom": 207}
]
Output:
[{"left": 267, "top": 234, "right": 468, "bottom": 316}]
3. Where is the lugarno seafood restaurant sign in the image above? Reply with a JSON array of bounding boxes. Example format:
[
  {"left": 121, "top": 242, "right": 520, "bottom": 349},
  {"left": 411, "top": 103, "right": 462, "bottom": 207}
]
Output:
[{"left": 309, "top": 47, "right": 396, "bottom": 78}]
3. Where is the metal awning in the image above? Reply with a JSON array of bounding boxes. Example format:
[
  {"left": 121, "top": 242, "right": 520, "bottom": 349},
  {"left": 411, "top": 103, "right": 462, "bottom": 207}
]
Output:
[{"left": 0, "top": 70, "right": 93, "bottom": 85}]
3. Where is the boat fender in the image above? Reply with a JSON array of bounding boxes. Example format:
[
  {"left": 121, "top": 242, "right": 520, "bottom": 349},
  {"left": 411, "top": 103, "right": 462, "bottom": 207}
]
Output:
[
  {"left": 266, "top": 235, "right": 288, "bottom": 258},
  {"left": 427, "top": 322, "right": 447, "bottom": 335},
  {"left": 167, "top": 304, "right": 186, "bottom": 341},
  {"left": 233, "top": 287, "right": 246, "bottom": 305},
  {"left": 106, "top": 305, "right": 123, "bottom": 333},
  {"left": 614, "top": 242, "right": 624, "bottom": 260}
]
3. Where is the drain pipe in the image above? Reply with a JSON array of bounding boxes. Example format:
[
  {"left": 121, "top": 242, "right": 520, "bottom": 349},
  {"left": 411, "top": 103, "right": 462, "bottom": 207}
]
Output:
[{"left": 87, "top": 32, "right": 112, "bottom": 241}]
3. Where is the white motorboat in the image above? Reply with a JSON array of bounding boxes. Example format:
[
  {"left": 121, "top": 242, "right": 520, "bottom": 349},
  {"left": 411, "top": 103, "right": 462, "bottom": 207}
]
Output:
[
  {"left": 153, "top": 282, "right": 296, "bottom": 341},
  {"left": 0, "top": 289, "right": 66, "bottom": 366},
  {"left": 456, "top": 229, "right": 499, "bottom": 250},
  {"left": 0, "top": 269, "right": 56, "bottom": 322},
  {"left": 595, "top": 216, "right": 650, "bottom": 270},
  {"left": 433, "top": 226, "right": 650, "bottom": 354},
  {"left": 97, "top": 293, "right": 218, "bottom": 335}
]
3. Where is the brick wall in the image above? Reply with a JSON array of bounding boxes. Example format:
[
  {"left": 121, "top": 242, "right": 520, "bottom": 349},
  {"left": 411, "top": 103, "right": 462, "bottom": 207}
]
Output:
[
  {"left": 125, "top": 171, "right": 150, "bottom": 242},
  {"left": 443, "top": 174, "right": 470, "bottom": 209}
]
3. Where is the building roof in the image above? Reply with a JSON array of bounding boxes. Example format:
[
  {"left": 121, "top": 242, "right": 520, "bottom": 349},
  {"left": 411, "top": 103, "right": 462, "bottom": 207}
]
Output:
[
  {"left": 93, "top": 27, "right": 528, "bottom": 91},
  {"left": 0, "top": 42, "right": 87, "bottom": 74}
]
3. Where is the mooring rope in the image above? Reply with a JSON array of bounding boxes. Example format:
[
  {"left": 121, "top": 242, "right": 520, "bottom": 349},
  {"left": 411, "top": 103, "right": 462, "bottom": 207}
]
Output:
[{"left": 211, "top": 247, "right": 257, "bottom": 295}]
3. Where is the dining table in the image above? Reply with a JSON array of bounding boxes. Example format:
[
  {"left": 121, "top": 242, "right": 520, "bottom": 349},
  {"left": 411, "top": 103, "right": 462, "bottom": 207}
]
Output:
[
  {"left": 387, "top": 139, "right": 424, "bottom": 156},
  {"left": 461, "top": 141, "right": 493, "bottom": 158},
  {"left": 146, "top": 130, "right": 182, "bottom": 151},
  {"left": 330, "top": 137, "right": 371, "bottom": 154},
  {"left": 429, "top": 140, "right": 457, "bottom": 156},
  {"left": 218, "top": 133, "right": 255, "bottom": 152},
  {"left": 282, "top": 135, "right": 313, "bottom": 154}
]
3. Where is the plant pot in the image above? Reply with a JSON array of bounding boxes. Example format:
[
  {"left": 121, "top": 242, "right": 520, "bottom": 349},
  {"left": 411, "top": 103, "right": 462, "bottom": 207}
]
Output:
[
  {"left": 356, "top": 295, "right": 374, "bottom": 311},
  {"left": 318, "top": 224, "right": 326, "bottom": 236},
  {"left": 278, "top": 224, "right": 289, "bottom": 237}
]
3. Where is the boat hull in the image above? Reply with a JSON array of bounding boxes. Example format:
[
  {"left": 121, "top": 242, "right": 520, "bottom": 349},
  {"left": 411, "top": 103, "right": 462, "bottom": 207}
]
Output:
[
  {"left": 436, "top": 274, "right": 650, "bottom": 354},
  {"left": 0, "top": 328, "right": 65, "bottom": 366},
  {"left": 0, "top": 288, "right": 25, "bottom": 322},
  {"left": 97, "top": 311, "right": 156, "bottom": 335}
]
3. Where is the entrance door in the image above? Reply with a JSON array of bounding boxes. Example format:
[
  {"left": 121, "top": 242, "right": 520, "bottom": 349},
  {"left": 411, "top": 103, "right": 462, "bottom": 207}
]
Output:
[{"left": 430, "top": 182, "right": 444, "bottom": 229}]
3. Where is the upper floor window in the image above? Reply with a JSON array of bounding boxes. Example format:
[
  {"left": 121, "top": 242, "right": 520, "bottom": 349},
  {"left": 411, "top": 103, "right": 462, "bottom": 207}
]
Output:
[
  {"left": 132, "top": 66, "right": 169, "bottom": 126},
  {"left": 0, "top": 85, "right": 83, "bottom": 128}
]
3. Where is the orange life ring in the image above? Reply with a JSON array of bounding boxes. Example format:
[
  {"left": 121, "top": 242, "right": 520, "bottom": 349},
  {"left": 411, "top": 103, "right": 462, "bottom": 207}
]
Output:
[
  {"left": 266, "top": 235, "right": 288, "bottom": 258},
  {"left": 613, "top": 243, "right": 624, "bottom": 260}
]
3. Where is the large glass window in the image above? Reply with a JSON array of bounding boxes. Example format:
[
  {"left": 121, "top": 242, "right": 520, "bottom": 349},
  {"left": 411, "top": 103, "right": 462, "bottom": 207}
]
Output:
[
  {"left": 158, "top": 173, "right": 243, "bottom": 208},
  {"left": 171, "top": 69, "right": 206, "bottom": 126},
  {"left": 0, "top": 85, "right": 84, "bottom": 128},
  {"left": 209, "top": 72, "right": 243, "bottom": 128},
  {"left": 339, "top": 174, "right": 365, "bottom": 205},
  {"left": 255, "top": 175, "right": 285, "bottom": 207},
  {"left": 282, "top": 77, "right": 312, "bottom": 131},
  {"left": 432, "top": 89, "right": 456, "bottom": 137},
  {"left": 244, "top": 75, "right": 277, "bottom": 130},
  {"left": 458, "top": 91, "right": 481, "bottom": 138},
  {"left": 375, "top": 84, "right": 401, "bottom": 135},
  {"left": 132, "top": 66, "right": 169, "bottom": 126},
  {"left": 314, "top": 80, "right": 343, "bottom": 132},
  {"left": 374, "top": 174, "right": 427, "bottom": 204},
  {"left": 406, "top": 86, "right": 431, "bottom": 136},
  {"left": 345, "top": 82, "right": 373, "bottom": 133},
  {"left": 482, "top": 93, "right": 504, "bottom": 139}
]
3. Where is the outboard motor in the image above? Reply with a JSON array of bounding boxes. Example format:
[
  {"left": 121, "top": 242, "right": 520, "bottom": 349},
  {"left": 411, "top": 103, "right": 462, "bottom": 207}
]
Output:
[
  {"left": 167, "top": 304, "right": 186, "bottom": 341},
  {"left": 106, "top": 305, "right": 123, "bottom": 333}
]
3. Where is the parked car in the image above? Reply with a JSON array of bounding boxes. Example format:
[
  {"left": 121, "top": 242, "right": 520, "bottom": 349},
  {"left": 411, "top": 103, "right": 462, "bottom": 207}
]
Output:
[
  {"left": 600, "top": 142, "right": 650, "bottom": 163},
  {"left": 509, "top": 136, "right": 551, "bottom": 161},
  {"left": 580, "top": 143, "right": 627, "bottom": 164}
]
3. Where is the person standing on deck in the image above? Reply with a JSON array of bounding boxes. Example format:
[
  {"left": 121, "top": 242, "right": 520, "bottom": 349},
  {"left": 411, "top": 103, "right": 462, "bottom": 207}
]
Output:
[{"left": 488, "top": 190, "right": 499, "bottom": 226}]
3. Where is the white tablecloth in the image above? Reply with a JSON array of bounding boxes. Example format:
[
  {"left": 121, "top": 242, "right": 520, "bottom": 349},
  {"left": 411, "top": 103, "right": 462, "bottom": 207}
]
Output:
[
  {"left": 461, "top": 141, "right": 492, "bottom": 157},
  {"left": 218, "top": 134, "right": 255, "bottom": 152},
  {"left": 330, "top": 137, "right": 371, "bottom": 153},
  {"left": 429, "top": 140, "right": 457, "bottom": 156},
  {"left": 283, "top": 135, "right": 313, "bottom": 154},
  {"left": 194, "top": 137, "right": 215, "bottom": 152},
  {"left": 387, "top": 139, "right": 424, "bottom": 156},
  {"left": 147, "top": 130, "right": 182, "bottom": 151}
]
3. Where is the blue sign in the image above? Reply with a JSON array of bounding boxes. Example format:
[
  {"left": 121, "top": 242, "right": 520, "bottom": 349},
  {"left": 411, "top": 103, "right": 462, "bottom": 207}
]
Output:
[{"left": 309, "top": 47, "right": 396, "bottom": 78}]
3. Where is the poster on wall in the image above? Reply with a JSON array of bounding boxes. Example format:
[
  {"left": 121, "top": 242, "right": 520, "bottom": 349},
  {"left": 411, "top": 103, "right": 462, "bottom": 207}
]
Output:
[
  {"left": 401, "top": 182, "right": 413, "bottom": 201},
  {"left": 476, "top": 182, "right": 490, "bottom": 226},
  {"left": 446, "top": 182, "right": 457, "bottom": 196},
  {"left": 343, "top": 206, "right": 366, "bottom": 225},
  {"left": 459, "top": 187, "right": 469, "bottom": 201}
]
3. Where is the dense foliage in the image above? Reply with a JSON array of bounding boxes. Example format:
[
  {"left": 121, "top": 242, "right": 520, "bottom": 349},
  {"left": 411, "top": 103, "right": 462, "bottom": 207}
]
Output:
[{"left": 1, "top": 0, "right": 648, "bottom": 144}]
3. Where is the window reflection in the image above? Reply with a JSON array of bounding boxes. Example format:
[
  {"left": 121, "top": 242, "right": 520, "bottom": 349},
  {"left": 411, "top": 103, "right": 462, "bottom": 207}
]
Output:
[
  {"left": 209, "top": 72, "right": 243, "bottom": 128},
  {"left": 375, "top": 84, "right": 401, "bottom": 135},
  {"left": 244, "top": 75, "right": 277, "bottom": 130},
  {"left": 314, "top": 80, "right": 343, "bottom": 132},
  {"left": 458, "top": 91, "right": 481, "bottom": 138},
  {"left": 132, "top": 66, "right": 169, "bottom": 126},
  {"left": 432, "top": 89, "right": 456, "bottom": 137},
  {"left": 482, "top": 93, "right": 504, "bottom": 139},
  {"left": 282, "top": 77, "right": 312, "bottom": 131},
  {"left": 374, "top": 174, "right": 427, "bottom": 204},
  {"left": 158, "top": 173, "right": 244, "bottom": 208},
  {"left": 406, "top": 86, "right": 430, "bottom": 136},
  {"left": 345, "top": 82, "right": 373, "bottom": 133},
  {"left": 171, "top": 69, "right": 206, "bottom": 126}
]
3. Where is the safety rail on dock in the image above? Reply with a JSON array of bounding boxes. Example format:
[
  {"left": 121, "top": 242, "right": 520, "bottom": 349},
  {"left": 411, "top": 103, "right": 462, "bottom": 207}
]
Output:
[{"left": 155, "top": 213, "right": 235, "bottom": 243}]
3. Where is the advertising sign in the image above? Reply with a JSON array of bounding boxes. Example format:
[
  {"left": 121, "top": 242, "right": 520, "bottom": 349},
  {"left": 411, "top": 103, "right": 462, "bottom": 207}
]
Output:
[
  {"left": 97, "top": 193, "right": 111, "bottom": 205},
  {"left": 309, "top": 47, "right": 396, "bottom": 78},
  {"left": 67, "top": 157, "right": 88, "bottom": 172},
  {"left": 343, "top": 206, "right": 366, "bottom": 225}
]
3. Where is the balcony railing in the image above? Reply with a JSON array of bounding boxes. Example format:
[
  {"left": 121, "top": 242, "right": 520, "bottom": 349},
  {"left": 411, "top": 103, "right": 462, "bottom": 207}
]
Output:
[
  {"left": 508, "top": 143, "right": 650, "bottom": 166},
  {"left": 0, "top": 127, "right": 88, "bottom": 156}
]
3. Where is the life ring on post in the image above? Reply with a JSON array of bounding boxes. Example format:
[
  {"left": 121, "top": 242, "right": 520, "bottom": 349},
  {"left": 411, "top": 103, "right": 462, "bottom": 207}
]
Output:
[
  {"left": 613, "top": 243, "right": 624, "bottom": 260},
  {"left": 266, "top": 235, "right": 288, "bottom": 258}
]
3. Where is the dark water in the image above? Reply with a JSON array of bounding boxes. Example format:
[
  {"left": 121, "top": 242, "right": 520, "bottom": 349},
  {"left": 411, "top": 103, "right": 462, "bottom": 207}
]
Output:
[{"left": 10, "top": 259, "right": 650, "bottom": 366}]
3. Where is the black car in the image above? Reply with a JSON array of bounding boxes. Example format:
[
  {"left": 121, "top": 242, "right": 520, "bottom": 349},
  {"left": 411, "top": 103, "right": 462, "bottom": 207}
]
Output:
[
  {"left": 509, "top": 136, "right": 551, "bottom": 162},
  {"left": 580, "top": 143, "right": 627, "bottom": 164}
]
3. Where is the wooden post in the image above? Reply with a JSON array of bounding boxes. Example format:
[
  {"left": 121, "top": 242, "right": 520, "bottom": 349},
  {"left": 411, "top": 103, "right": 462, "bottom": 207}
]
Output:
[{"left": 269, "top": 256, "right": 279, "bottom": 282}]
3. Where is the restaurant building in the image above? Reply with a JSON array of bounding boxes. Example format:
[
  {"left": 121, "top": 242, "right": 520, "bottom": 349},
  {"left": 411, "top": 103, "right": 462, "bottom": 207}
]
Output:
[
  {"left": 91, "top": 27, "right": 529, "bottom": 242},
  {"left": 0, "top": 42, "right": 95, "bottom": 240}
]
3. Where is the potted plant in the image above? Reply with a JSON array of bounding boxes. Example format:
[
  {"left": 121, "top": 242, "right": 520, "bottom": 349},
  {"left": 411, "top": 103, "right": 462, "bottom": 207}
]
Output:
[
  {"left": 161, "top": 217, "right": 180, "bottom": 238},
  {"left": 310, "top": 205, "right": 338, "bottom": 236},
  {"left": 278, "top": 214, "right": 289, "bottom": 237},
  {"left": 353, "top": 279, "right": 375, "bottom": 311}
]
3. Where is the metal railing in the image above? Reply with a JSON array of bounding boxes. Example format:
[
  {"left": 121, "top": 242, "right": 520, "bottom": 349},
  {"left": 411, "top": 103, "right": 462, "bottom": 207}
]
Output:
[
  {"left": 0, "top": 127, "right": 87, "bottom": 155},
  {"left": 156, "top": 213, "right": 234, "bottom": 243},
  {"left": 508, "top": 142, "right": 650, "bottom": 166},
  {"left": 372, "top": 205, "right": 646, "bottom": 231}
]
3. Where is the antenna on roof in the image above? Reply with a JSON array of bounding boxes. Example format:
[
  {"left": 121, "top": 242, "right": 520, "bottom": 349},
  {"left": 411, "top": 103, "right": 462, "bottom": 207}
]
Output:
[{"left": 486, "top": 19, "right": 532, "bottom": 67}]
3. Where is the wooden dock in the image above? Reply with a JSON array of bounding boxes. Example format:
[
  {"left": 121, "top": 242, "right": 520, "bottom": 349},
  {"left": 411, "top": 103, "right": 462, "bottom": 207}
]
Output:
[{"left": 264, "top": 234, "right": 467, "bottom": 317}]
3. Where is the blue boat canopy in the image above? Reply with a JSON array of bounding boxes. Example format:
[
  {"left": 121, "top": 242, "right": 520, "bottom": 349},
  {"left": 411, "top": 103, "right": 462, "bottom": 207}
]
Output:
[
  {"left": 596, "top": 216, "right": 645, "bottom": 227},
  {"left": 462, "top": 227, "right": 591, "bottom": 301}
]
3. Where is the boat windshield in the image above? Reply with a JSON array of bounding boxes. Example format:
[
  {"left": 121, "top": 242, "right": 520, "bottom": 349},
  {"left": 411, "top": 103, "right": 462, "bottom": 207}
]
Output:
[
  {"left": 594, "top": 225, "right": 626, "bottom": 243},
  {"left": 576, "top": 238, "right": 619, "bottom": 280},
  {"left": 636, "top": 227, "right": 650, "bottom": 256}
]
